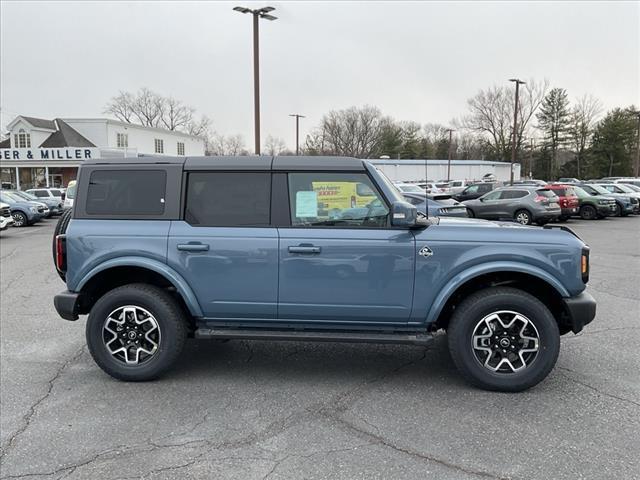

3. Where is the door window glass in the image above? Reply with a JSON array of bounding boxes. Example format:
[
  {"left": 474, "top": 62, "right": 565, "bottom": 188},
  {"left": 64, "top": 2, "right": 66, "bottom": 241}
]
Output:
[
  {"left": 185, "top": 172, "right": 271, "bottom": 226},
  {"left": 288, "top": 172, "right": 389, "bottom": 227},
  {"left": 482, "top": 190, "right": 503, "bottom": 201}
]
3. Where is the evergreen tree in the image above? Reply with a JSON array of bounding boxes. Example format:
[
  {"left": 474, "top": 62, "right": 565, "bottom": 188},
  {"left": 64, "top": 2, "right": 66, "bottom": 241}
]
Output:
[{"left": 536, "top": 88, "right": 571, "bottom": 179}]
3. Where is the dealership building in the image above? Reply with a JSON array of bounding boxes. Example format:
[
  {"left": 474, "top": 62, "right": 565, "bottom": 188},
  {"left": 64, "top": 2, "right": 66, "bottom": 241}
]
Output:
[{"left": 0, "top": 116, "right": 205, "bottom": 189}]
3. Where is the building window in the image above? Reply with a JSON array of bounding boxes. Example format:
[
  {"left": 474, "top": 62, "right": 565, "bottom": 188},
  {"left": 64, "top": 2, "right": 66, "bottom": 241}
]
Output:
[
  {"left": 154, "top": 139, "right": 164, "bottom": 154},
  {"left": 14, "top": 129, "right": 31, "bottom": 148},
  {"left": 177, "top": 142, "right": 185, "bottom": 156},
  {"left": 117, "top": 133, "right": 128, "bottom": 148}
]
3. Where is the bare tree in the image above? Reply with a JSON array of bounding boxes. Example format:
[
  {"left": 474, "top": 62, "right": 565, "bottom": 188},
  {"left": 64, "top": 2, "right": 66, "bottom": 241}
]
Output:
[
  {"left": 568, "top": 95, "right": 602, "bottom": 178},
  {"left": 264, "top": 135, "right": 287, "bottom": 155},
  {"left": 207, "top": 133, "right": 246, "bottom": 156},
  {"left": 104, "top": 91, "right": 136, "bottom": 123},
  {"left": 457, "top": 79, "right": 548, "bottom": 160},
  {"left": 186, "top": 115, "right": 212, "bottom": 137}
]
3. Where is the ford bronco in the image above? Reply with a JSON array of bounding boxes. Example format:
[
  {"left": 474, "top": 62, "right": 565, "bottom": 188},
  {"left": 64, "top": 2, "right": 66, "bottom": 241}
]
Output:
[{"left": 53, "top": 156, "right": 596, "bottom": 391}]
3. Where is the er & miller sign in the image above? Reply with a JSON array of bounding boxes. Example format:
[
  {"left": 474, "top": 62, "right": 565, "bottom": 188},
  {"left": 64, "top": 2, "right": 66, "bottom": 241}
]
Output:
[{"left": 0, "top": 148, "right": 99, "bottom": 161}]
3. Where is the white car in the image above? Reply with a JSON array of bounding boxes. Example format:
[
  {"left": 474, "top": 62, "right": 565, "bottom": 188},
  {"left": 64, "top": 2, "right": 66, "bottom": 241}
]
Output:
[
  {"left": 63, "top": 180, "right": 76, "bottom": 209},
  {"left": 394, "top": 182, "right": 427, "bottom": 194},
  {"left": 0, "top": 202, "right": 15, "bottom": 230},
  {"left": 447, "top": 180, "right": 474, "bottom": 194}
]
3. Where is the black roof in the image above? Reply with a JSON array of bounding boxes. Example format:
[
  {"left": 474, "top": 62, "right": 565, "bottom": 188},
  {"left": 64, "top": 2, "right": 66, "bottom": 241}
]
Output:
[
  {"left": 39, "top": 119, "right": 96, "bottom": 148},
  {"left": 21, "top": 116, "right": 56, "bottom": 130},
  {"left": 0, "top": 138, "right": 10, "bottom": 148},
  {"left": 87, "top": 155, "right": 367, "bottom": 171}
]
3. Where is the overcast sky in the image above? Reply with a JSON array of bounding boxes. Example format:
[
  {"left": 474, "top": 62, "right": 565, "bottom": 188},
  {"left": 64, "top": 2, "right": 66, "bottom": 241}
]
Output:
[{"left": 1, "top": 1, "right": 638, "bottom": 149}]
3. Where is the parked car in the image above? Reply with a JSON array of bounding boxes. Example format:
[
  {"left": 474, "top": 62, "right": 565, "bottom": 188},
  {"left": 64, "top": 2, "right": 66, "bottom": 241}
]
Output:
[
  {"left": 464, "top": 186, "right": 561, "bottom": 225},
  {"left": 394, "top": 182, "right": 426, "bottom": 194},
  {"left": 26, "top": 188, "right": 64, "bottom": 203},
  {"left": 571, "top": 186, "right": 617, "bottom": 219},
  {"left": 447, "top": 180, "right": 475, "bottom": 194},
  {"left": 545, "top": 184, "right": 579, "bottom": 221},
  {"left": 402, "top": 193, "right": 469, "bottom": 217},
  {"left": 416, "top": 182, "right": 445, "bottom": 194},
  {"left": 594, "top": 183, "right": 640, "bottom": 214},
  {"left": 0, "top": 202, "right": 15, "bottom": 230},
  {"left": 52, "top": 155, "right": 595, "bottom": 392},
  {"left": 576, "top": 183, "right": 636, "bottom": 217},
  {"left": 512, "top": 179, "right": 548, "bottom": 186},
  {"left": 453, "top": 182, "right": 502, "bottom": 202},
  {"left": 616, "top": 178, "right": 640, "bottom": 188},
  {"left": 558, "top": 177, "right": 580, "bottom": 184},
  {"left": 12, "top": 190, "right": 63, "bottom": 217},
  {"left": 0, "top": 191, "right": 46, "bottom": 226},
  {"left": 63, "top": 180, "right": 77, "bottom": 210}
]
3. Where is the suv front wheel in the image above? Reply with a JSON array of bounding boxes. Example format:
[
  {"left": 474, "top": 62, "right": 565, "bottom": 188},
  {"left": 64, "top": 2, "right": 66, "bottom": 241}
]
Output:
[
  {"left": 447, "top": 287, "right": 560, "bottom": 392},
  {"left": 86, "top": 284, "right": 187, "bottom": 381}
]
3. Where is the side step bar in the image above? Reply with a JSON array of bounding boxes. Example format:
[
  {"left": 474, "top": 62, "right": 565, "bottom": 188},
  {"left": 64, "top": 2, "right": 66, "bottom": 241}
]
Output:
[{"left": 195, "top": 328, "right": 434, "bottom": 346}]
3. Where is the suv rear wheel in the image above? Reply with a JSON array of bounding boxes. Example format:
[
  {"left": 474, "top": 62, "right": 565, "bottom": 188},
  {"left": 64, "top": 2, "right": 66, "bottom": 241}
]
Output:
[
  {"left": 579, "top": 205, "right": 597, "bottom": 220},
  {"left": 447, "top": 287, "right": 560, "bottom": 392},
  {"left": 514, "top": 209, "right": 532, "bottom": 225},
  {"left": 86, "top": 284, "right": 187, "bottom": 381}
]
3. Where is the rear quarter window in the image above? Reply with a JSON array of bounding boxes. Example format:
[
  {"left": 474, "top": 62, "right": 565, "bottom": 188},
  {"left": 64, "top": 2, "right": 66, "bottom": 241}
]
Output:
[{"left": 86, "top": 170, "right": 166, "bottom": 215}]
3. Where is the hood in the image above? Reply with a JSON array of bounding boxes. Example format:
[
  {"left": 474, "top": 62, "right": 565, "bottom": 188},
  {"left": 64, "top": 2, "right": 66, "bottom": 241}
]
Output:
[{"left": 436, "top": 217, "right": 533, "bottom": 229}]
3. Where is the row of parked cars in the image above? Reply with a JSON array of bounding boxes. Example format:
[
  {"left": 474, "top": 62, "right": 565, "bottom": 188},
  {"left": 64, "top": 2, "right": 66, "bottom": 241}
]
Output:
[
  {"left": 394, "top": 177, "right": 640, "bottom": 225},
  {"left": 0, "top": 183, "right": 76, "bottom": 230}
]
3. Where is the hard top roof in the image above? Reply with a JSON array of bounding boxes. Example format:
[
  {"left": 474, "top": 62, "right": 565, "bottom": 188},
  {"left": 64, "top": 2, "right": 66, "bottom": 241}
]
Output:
[{"left": 84, "top": 155, "right": 366, "bottom": 171}]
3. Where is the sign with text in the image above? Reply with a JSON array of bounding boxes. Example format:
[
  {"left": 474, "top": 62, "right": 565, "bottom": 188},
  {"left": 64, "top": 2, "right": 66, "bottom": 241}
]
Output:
[{"left": 0, "top": 148, "right": 99, "bottom": 161}]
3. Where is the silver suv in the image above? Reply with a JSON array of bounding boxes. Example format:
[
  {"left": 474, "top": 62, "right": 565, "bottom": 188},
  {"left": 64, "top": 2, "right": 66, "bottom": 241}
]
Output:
[{"left": 463, "top": 186, "right": 561, "bottom": 225}]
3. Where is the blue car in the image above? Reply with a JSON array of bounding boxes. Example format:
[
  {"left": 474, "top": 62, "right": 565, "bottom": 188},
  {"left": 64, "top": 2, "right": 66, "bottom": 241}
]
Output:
[
  {"left": 0, "top": 191, "right": 46, "bottom": 227},
  {"left": 52, "top": 156, "right": 596, "bottom": 392}
]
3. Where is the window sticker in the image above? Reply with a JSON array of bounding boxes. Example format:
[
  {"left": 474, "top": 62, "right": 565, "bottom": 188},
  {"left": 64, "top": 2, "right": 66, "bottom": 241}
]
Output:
[{"left": 296, "top": 191, "right": 318, "bottom": 217}]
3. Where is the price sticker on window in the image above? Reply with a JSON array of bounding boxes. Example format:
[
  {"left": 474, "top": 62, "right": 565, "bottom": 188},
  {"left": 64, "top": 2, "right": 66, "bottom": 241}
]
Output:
[{"left": 296, "top": 191, "right": 318, "bottom": 217}]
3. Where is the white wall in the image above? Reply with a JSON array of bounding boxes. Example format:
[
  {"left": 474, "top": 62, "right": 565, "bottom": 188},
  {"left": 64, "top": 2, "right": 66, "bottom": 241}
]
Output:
[
  {"left": 63, "top": 120, "right": 109, "bottom": 147},
  {"left": 371, "top": 161, "right": 521, "bottom": 183},
  {"left": 8, "top": 119, "right": 53, "bottom": 148},
  {"left": 105, "top": 122, "right": 204, "bottom": 156}
]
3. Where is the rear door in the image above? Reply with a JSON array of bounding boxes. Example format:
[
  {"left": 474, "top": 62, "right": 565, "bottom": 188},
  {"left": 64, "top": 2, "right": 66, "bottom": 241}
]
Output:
[
  {"left": 277, "top": 171, "right": 415, "bottom": 326},
  {"left": 167, "top": 171, "right": 279, "bottom": 320}
]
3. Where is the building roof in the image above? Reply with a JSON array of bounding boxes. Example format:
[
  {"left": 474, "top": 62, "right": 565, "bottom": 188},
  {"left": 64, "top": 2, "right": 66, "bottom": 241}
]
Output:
[
  {"left": 39, "top": 119, "right": 96, "bottom": 148},
  {"left": 62, "top": 118, "right": 206, "bottom": 140},
  {"left": 20, "top": 116, "right": 56, "bottom": 130},
  {"left": 0, "top": 138, "right": 10, "bottom": 149}
]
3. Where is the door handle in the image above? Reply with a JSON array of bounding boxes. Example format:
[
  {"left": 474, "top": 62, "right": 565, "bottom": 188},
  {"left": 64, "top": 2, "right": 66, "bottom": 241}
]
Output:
[
  {"left": 288, "top": 245, "right": 321, "bottom": 254},
  {"left": 177, "top": 243, "right": 209, "bottom": 252}
]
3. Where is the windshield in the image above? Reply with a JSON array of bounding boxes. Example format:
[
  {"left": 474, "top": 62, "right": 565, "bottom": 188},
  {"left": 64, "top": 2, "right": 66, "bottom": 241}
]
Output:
[
  {"left": 613, "top": 184, "right": 634, "bottom": 193},
  {"left": 572, "top": 186, "right": 589, "bottom": 198},
  {"left": 623, "top": 183, "right": 640, "bottom": 192},
  {"left": 13, "top": 191, "right": 38, "bottom": 201},
  {"left": 0, "top": 192, "right": 22, "bottom": 204},
  {"left": 588, "top": 184, "right": 611, "bottom": 195}
]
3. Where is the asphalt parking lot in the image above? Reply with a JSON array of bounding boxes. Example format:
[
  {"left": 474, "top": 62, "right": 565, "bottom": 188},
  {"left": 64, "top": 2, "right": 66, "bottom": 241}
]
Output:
[{"left": 0, "top": 216, "right": 639, "bottom": 480}]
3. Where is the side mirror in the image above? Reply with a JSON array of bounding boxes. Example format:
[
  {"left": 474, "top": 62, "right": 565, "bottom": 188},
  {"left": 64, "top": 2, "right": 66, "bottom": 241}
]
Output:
[{"left": 390, "top": 201, "right": 418, "bottom": 228}]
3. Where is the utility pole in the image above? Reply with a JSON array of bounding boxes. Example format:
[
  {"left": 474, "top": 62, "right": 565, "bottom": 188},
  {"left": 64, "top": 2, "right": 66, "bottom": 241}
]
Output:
[
  {"left": 509, "top": 78, "right": 526, "bottom": 184},
  {"left": 634, "top": 111, "right": 640, "bottom": 177},
  {"left": 446, "top": 129, "right": 455, "bottom": 181},
  {"left": 529, "top": 138, "right": 534, "bottom": 179},
  {"left": 233, "top": 6, "right": 277, "bottom": 155},
  {"left": 289, "top": 114, "right": 305, "bottom": 155}
]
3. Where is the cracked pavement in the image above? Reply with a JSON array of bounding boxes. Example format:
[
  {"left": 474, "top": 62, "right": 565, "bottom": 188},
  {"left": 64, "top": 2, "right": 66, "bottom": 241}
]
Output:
[{"left": 1, "top": 216, "right": 639, "bottom": 479}]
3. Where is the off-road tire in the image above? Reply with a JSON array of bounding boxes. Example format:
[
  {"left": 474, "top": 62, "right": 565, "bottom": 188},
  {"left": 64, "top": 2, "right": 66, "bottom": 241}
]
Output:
[
  {"left": 52, "top": 209, "right": 73, "bottom": 280},
  {"left": 86, "top": 284, "right": 187, "bottom": 382},
  {"left": 579, "top": 205, "right": 597, "bottom": 220},
  {"left": 447, "top": 287, "right": 560, "bottom": 392}
]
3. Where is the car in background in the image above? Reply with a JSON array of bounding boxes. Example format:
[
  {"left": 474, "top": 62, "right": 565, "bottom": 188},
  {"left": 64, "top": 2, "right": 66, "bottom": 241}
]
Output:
[
  {"left": 394, "top": 182, "right": 426, "bottom": 194},
  {"left": 595, "top": 183, "right": 640, "bottom": 213},
  {"left": 463, "top": 186, "right": 561, "bottom": 225},
  {"left": 512, "top": 179, "right": 548, "bottom": 186},
  {"left": 616, "top": 178, "right": 640, "bottom": 188},
  {"left": 416, "top": 182, "right": 446, "bottom": 194},
  {"left": 576, "top": 183, "right": 636, "bottom": 217},
  {"left": 0, "top": 191, "right": 46, "bottom": 227},
  {"left": 571, "top": 186, "right": 616, "bottom": 219},
  {"left": 447, "top": 179, "right": 474, "bottom": 194},
  {"left": 0, "top": 202, "right": 14, "bottom": 230},
  {"left": 63, "top": 180, "right": 77, "bottom": 209},
  {"left": 558, "top": 177, "right": 580, "bottom": 184},
  {"left": 402, "top": 192, "right": 469, "bottom": 217},
  {"left": 453, "top": 182, "right": 501, "bottom": 202},
  {"left": 545, "top": 184, "right": 579, "bottom": 221},
  {"left": 11, "top": 190, "right": 63, "bottom": 217},
  {"left": 621, "top": 183, "right": 640, "bottom": 194},
  {"left": 26, "top": 188, "right": 64, "bottom": 202}
]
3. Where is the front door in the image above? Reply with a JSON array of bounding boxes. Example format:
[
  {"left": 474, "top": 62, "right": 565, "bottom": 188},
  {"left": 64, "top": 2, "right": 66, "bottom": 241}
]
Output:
[
  {"left": 167, "top": 171, "right": 278, "bottom": 319},
  {"left": 277, "top": 172, "right": 416, "bottom": 326}
]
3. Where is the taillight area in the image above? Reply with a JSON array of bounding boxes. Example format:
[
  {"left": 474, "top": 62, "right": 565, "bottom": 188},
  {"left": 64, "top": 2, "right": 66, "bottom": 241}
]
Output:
[
  {"left": 534, "top": 195, "right": 548, "bottom": 204},
  {"left": 56, "top": 234, "right": 67, "bottom": 272},
  {"left": 581, "top": 247, "right": 590, "bottom": 283}
]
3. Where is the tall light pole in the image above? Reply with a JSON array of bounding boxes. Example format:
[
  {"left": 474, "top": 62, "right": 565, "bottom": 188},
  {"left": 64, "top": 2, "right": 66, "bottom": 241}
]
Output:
[
  {"left": 633, "top": 111, "right": 640, "bottom": 178},
  {"left": 289, "top": 114, "right": 305, "bottom": 155},
  {"left": 446, "top": 128, "right": 455, "bottom": 181},
  {"left": 233, "top": 6, "right": 277, "bottom": 155},
  {"left": 509, "top": 78, "right": 526, "bottom": 184}
]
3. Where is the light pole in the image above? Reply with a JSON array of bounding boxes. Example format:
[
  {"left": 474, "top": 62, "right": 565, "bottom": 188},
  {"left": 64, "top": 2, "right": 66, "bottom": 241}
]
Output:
[
  {"left": 509, "top": 78, "right": 526, "bottom": 184},
  {"left": 446, "top": 129, "right": 455, "bottom": 181},
  {"left": 233, "top": 6, "right": 277, "bottom": 155},
  {"left": 634, "top": 111, "right": 640, "bottom": 178},
  {"left": 289, "top": 114, "right": 305, "bottom": 155}
]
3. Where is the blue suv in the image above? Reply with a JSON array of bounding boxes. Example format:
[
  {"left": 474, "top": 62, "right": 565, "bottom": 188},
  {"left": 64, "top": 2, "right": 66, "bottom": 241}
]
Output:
[{"left": 53, "top": 156, "right": 596, "bottom": 391}]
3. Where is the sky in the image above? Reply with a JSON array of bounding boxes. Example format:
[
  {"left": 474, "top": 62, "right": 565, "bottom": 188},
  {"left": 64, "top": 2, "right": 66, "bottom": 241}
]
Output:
[{"left": 1, "top": 0, "right": 638, "bottom": 150}]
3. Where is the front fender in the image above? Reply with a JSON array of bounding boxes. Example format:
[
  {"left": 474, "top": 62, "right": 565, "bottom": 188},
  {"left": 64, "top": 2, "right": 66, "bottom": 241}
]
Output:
[
  {"left": 75, "top": 256, "right": 203, "bottom": 317},
  {"left": 425, "top": 261, "right": 570, "bottom": 324}
]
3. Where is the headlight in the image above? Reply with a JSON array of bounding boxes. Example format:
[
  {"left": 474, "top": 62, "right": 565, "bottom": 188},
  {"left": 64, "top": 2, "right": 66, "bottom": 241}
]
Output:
[
  {"left": 30, "top": 207, "right": 38, "bottom": 213},
  {"left": 598, "top": 199, "right": 607, "bottom": 204}
]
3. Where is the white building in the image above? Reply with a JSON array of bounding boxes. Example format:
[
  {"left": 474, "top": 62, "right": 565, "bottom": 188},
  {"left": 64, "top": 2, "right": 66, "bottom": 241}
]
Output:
[
  {"left": 0, "top": 116, "right": 205, "bottom": 189},
  {"left": 370, "top": 159, "right": 521, "bottom": 183}
]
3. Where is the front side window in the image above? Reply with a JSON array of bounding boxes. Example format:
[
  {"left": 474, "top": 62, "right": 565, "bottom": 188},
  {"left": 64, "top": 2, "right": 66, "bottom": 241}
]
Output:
[
  {"left": 185, "top": 172, "right": 271, "bottom": 227},
  {"left": 288, "top": 172, "right": 389, "bottom": 228},
  {"left": 33, "top": 190, "right": 50, "bottom": 198},
  {"left": 154, "top": 139, "right": 164, "bottom": 154},
  {"left": 177, "top": 142, "right": 185, "bottom": 156},
  {"left": 86, "top": 170, "right": 166, "bottom": 216},
  {"left": 464, "top": 185, "right": 479, "bottom": 194},
  {"left": 482, "top": 190, "right": 503, "bottom": 201},
  {"left": 117, "top": 133, "right": 128, "bottom": 148},
  {"left": 14, "top": 129, "right": 31, "bottom": 148}
]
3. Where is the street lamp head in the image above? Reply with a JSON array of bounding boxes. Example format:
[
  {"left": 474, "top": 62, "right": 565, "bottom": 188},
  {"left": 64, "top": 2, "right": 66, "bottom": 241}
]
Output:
[
  {"left": 233, "top": 6, "right": 252, "bottom": 13},
  {"left": 260, "top": 13, "right": 278, "bottom": 21},
  {"left": 258, "top": 6, "right": 275, "bottom": 13},
  {"left": 509, "top": 78, "right": 526, "bottom": 85}
]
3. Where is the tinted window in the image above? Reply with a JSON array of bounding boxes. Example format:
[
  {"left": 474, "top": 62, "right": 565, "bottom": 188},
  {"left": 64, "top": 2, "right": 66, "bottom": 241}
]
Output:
[
  {"left": 49, "top": 189, "right": 62, "bottom": 196},
  {"left": 535, "top": 189, "right": 556, "bottom": 198},
  {"left": 464, "top": 185, "right": 479, "bottom": 194},
  {"left": 288, "top": 172, "right": 389, "bottom": 228},
  {"left": 185, "top": 172, "right": 270, "bottom": 226},
  {"left": 33, "top": 190, "right": 49, "bottom": 198},
  {"left": 501, "top": 190, "right": 528, "bottom": 199},
  {"left": 479, "top": 184, "right": 493, "bottom": 193},
  {"left": 86, "top": 170, "right": 166, "bottom": 216}
]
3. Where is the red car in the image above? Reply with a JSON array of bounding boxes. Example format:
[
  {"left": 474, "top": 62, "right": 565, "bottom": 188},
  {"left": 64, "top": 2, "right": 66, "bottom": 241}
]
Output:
[{"left": 547, "top": 184, "right": 579, "bottom": 221}]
